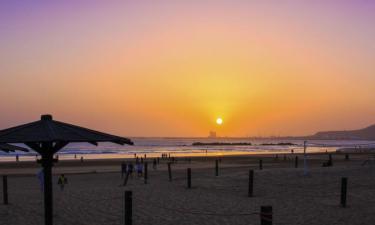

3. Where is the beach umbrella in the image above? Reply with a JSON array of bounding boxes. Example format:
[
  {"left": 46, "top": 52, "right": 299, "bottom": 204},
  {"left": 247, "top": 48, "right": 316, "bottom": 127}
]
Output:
[
  {"left": 0, "top": 114, "right": 133, "bottom": 225},
  {"left": 0, "top": 143, "right": 28, "bottom": 153}
]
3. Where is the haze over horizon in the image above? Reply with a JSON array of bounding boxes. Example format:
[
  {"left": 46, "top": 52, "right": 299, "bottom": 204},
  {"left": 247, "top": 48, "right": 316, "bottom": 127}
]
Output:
[{"left": 1, "top": 0, "right": 375, "bottom": 137}]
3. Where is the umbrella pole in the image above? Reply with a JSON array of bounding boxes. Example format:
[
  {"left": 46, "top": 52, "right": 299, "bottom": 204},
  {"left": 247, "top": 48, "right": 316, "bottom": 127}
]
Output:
[{"left": 41, "top": 152, "right": 54, "bottom": 225}]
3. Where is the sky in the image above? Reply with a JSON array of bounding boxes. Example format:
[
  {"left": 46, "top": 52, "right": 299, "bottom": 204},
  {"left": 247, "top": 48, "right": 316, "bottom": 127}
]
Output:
[{"left": 0, "top": 0, "right": 375, "bottom": 137}]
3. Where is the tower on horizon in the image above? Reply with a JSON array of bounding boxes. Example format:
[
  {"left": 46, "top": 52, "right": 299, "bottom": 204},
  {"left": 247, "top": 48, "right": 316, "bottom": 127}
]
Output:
[{"left": 209, "top": 131, "right": 217, "bottom": 138}]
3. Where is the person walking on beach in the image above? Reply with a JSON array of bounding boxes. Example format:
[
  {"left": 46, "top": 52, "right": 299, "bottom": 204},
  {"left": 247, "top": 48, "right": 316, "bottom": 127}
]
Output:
[
  {"left": 57, "top": 174, "right": 68, "bottom": 191},
  {"left": 136, "top": 162, "right": 143, "bottom": 177},
  {"left": 128, "top": 163, "right": 134, "bottom": 178}
]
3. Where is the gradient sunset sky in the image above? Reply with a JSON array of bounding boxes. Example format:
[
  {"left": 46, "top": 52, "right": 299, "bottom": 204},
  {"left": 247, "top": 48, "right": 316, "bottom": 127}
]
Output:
[{"left": 1, "top": 0, "right": 374, "bottom": 137}]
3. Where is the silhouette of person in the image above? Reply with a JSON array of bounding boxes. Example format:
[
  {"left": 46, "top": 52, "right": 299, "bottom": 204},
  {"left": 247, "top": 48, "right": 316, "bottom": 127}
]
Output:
[{"left": 58, "top": 174, "right": 68, "bottom": 191}]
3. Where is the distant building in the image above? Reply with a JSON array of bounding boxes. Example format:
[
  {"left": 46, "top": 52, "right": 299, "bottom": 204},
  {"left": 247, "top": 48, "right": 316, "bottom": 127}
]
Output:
[{"left": 209, "top": 131, "right": 217, "bottom": 138}]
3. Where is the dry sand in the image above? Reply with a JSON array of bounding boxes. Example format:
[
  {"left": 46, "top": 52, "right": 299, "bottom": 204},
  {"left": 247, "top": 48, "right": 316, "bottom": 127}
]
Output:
[{"left": 0, "top": 153, "right": 375, "bottom": 225}]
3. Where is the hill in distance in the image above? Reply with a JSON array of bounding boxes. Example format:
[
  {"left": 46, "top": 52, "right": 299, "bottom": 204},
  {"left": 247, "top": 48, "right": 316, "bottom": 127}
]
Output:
[{"left": 310, "top": 124, "right": 375, "bottom": 140}]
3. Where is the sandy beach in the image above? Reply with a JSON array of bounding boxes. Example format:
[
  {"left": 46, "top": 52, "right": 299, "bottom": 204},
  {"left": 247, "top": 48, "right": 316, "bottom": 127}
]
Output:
[{"left": 0, "top": 153, "right": 374, "bottom": 225}]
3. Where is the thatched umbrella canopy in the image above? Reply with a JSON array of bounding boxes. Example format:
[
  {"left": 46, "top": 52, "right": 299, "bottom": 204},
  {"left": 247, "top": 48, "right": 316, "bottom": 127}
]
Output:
[
  {"left": 0, "top": 114, "right": 133, "bottom": 225},
  {"left": 0, "top": 143, "right": 28, "bottom": 153}
]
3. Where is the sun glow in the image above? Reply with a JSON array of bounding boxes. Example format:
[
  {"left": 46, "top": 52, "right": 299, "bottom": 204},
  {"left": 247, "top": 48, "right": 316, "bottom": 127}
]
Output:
[{"left": 216, "top": 118, "right": 223, "bottom": 125}]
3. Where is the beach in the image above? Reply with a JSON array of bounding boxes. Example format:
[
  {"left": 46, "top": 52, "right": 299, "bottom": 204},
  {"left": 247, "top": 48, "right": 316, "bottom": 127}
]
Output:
[
  {"left": 2, "top": 1, "right": 375, "bottom": 224},
  {"left": 1, "top": 153, "right": 374, "bottom": 225}
]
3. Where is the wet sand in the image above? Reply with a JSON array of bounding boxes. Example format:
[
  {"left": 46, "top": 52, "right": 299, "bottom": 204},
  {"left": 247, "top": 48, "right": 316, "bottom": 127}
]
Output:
[{"left": 0, "top": 153, "right": 374, "bottom": 225}]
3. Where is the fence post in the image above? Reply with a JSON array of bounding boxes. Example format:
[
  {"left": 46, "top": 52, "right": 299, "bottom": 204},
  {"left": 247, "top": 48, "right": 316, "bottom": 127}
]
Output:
[
  {"left": 260, "top": 205, "right": 272, "bottom": 225},
  {"left": 303, "top": 140, "right": 309, "bottom": 176},
  {"left": 329, "top": 154, "right": 333, "bottom": 166},
  {"left": 124, "top": 191, "right": 132, "bottom": 225},
  {"left": 295, "top": 156, "right": 299, "bottom": 168},
  {"left": 259, "top": 159, "right": 263, "bottom": 170},
  {"left": 144, "top": 162, "right": 148, "bottom": 184},
  {"left": 168, "top": 163, "right": 172, "bottom": 182},
  {"left": 187, "top": 168, "right": 191, "bottom": 189},
  {"left": 3, "top": 175, "right": 8, "bottom": 205},
  {"left": 341, "top": 177, "right": 348, "bottom": 208},
  {"left": 215, "top": 159, "right": 219, "bottom": 176},
  {"left": 248, "top": 170, "right": 254, "bottom": 197}
]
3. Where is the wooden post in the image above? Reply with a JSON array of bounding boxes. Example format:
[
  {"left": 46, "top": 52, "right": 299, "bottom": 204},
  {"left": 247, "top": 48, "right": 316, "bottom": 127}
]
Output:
[
  {"left": 168, "top": 163, "right": 172, "bottom": 182},
  {"left": 341, "top": 177, "right": 348, "bottom": 208},
  {"left": 260, "top": 205, "right": 272, "bottom": 225},
  {"left": 303, "top": 141, "right": 309, "bottom": 176},
  {"left": 144, "top": 162, "right": 148, "bottom": 184},
  {"left": 259, "top": 159, "right": 263, "bottom": 170},
  {"left": 248, "top": 170, "right": 254, "bottom": 197},
  {"left": 295, "top": 156, "right": 299, "bottom": 168},
  {"left": 329, "top": 154, "right": 333, "bottom": 166},
  {"left": 187, "top": 168, "right": 191, "bottom": 188},
  {"left": 41, "top": 152, "right": 54, "bottom": 225},
  {"left": 124, "top": 191, "right": 132, "bottom": 225},
  {"left": 3, "top": 175, "right": 8, "bottom": 205},
  {"left": 215, "top": 159, "right": 219, "bottom": 176}
]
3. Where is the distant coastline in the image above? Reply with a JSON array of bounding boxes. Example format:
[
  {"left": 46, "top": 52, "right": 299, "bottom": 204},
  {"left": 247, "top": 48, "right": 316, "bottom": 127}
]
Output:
[
  {"left": 192, "top": 142, "right": 297, "bottom": 146},
  {"left": 131, "top": 124, "right": 375, "bottom": 140},
  {"left": 192, "top": 142, "right": 252, "bottom": 146}
]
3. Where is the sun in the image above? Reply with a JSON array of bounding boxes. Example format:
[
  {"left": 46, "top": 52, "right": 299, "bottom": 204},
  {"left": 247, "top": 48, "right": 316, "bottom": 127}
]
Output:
[{"left": 216, "top": 118, "right": 223, "bottom": 125}]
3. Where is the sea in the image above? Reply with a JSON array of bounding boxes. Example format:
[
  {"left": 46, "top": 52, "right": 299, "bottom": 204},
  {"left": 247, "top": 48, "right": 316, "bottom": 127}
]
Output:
[{"left": 1, "top": 137, "right": 375, "bottom": 162}]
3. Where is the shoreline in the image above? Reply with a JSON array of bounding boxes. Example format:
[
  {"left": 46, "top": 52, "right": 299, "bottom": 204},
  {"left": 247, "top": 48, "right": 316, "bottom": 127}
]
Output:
[
  {"left": 0, "top": 151, "right": 369, "bottom": 176},
  {"left": 0, "top": 147, "right": 336, "bottom": 162}
]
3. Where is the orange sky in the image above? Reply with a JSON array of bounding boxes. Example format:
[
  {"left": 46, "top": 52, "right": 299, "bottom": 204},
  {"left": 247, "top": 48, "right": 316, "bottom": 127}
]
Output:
[{"left": 0, "top": 1, "right": 375, "bottom": 137}]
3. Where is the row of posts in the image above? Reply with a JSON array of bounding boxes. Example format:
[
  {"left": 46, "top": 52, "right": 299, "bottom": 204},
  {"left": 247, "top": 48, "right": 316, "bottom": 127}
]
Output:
[
  {"left": 120, "top": 157, "right": 349, "bottom": 225},
  {"left": 1, "top": 153, "right": 350, "bottom": 225},
  {"left": 69, "top": 151, "right": 350, "bottom": 185},
  {"left": 123, "top": 156, "right": 350, "bottom": 200}
]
